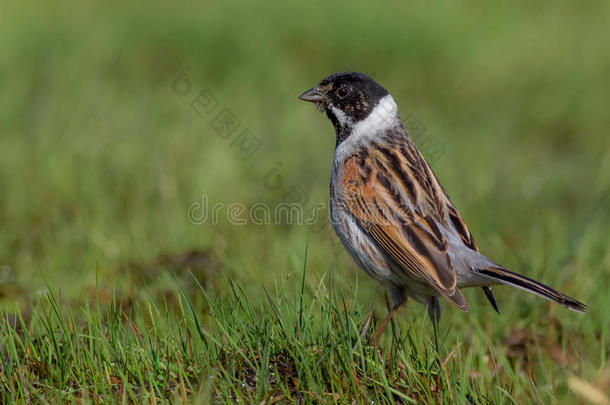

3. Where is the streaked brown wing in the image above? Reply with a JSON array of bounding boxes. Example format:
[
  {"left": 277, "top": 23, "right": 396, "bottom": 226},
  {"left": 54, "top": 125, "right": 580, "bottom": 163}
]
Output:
[
  {"left": 396, "top": 140, "right": 478, "bottom": 252},
  {"left": 341, "top": 153, "right": 458, "bottom": 295},
  {"left": 446, "top": 203, "right": 478, "bottom": 251}
]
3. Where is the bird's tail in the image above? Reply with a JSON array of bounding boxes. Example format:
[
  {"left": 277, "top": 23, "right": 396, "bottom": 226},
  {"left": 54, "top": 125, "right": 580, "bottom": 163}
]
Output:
[{"left": 473, "top": 266, "right": 588, "bottom": 313}]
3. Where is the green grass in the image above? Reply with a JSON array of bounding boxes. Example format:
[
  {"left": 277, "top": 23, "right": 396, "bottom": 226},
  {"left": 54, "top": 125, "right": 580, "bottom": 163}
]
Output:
[
  {"left": 0, "top": 258, "right": 591, "bottom": 404},
  {"left": 1, "top": 0, "right": 609, "bottom": 403}
]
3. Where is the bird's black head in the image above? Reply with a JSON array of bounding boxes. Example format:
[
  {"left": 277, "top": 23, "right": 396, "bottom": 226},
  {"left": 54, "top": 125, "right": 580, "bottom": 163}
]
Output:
[{"left": 298, "top": 71, "right": 390, "bottom": 139}]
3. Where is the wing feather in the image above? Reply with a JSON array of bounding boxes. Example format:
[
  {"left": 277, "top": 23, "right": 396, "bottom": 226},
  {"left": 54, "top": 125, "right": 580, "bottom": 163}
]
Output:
[{"left": 341, "top": 154, "right": 458, "bottom": 294}]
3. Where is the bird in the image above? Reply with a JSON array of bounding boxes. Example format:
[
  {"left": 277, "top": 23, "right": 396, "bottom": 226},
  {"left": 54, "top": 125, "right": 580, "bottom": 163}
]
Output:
[{"left": 298, "top": 71, "right": 587, "bottom": 345}]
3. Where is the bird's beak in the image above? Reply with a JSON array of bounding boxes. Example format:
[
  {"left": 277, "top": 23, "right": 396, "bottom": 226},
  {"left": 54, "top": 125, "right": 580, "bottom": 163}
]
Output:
[{"left": 298, "top": 87, "right": 325, "bottom": 102}]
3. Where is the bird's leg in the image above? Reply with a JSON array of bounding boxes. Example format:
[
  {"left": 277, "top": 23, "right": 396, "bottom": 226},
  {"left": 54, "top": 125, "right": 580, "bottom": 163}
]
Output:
[
  {"left": 374, "top": 303, "right": 400, "bottom": 350},
  {"left": 353, "top": 310, "right": 374, "bottom": 350},
  {"left": 427, "top": 296, "right": 441, "bottom": 358},
  {"left": 432, "top": 314, "right": 440, "bottom": 357}
]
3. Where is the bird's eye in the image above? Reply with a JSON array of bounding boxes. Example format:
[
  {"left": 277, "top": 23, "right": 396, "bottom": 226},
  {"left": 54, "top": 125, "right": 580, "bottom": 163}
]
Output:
[{"left": 336, "top": 86, "right": 349, "bottom": 99}]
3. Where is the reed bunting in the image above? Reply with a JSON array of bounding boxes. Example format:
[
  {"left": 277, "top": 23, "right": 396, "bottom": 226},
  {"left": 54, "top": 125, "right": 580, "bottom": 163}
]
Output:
[{"left": 299, "top": 71, "right": 587, "bottom": 343}]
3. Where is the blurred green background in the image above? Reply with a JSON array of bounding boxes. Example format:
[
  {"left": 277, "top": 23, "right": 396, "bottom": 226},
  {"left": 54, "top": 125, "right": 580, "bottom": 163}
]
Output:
[{"left": 0, "top": 0, "right": 609, "bottom": 400}]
